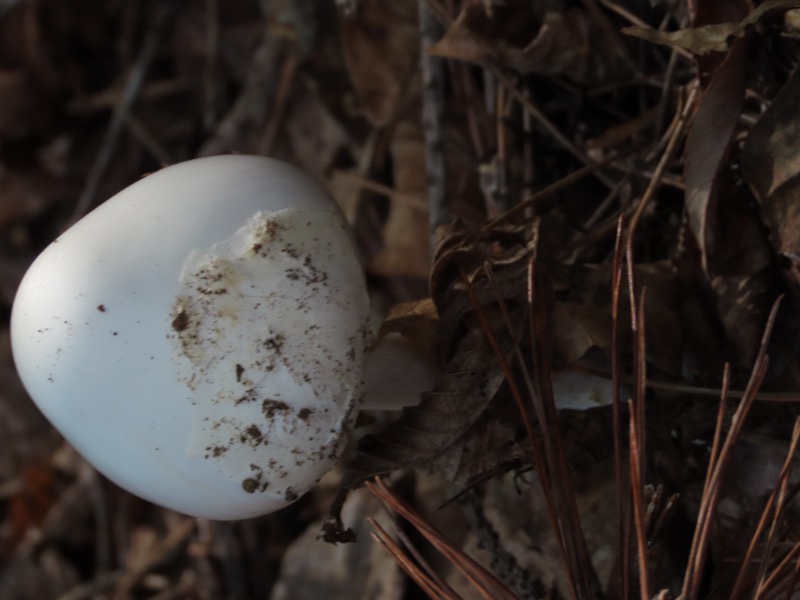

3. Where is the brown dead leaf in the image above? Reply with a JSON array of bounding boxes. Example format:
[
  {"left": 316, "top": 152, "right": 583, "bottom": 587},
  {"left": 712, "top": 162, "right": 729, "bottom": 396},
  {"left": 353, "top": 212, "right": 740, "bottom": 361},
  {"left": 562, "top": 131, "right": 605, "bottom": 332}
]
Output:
[
  {"left": 623, "top": 0, "right": 800, "bottom": 55},
  {"left": 429, "top": 1, "right": 627, "bottom": 84},
  {"left": 378, "top": 298, "right": 439, "bottom": 353},
  {"left": 557, "top": 262, "right": 690, "bottom": 376},
  {"left": 368, "top": 121, "right": 432, "bottom": 283},
  {"left": 788, "top": 8, "right": 800, "bottom": 29},
  {"left": 349, "top": 224, "right": 534, "bottom": 485},
  {"left": 742, "top": 65, "right": 800, "bottom": 303},
  {"left": 349, "top": 325, "right": 515, "bottom": 484},
  {"left": 678, "top": 0, "right": 782, "bottom": 367},
  {"left": 742, "top": 65, "right": 800, "bottom": 199},
  {"left": 622, "top": 22, "right": 740, "bottom": 55},
  {"left": 340, "top": 1, "right": 420, "bottom": 126},
  {"left": 552, "top": 302, "right": 612, "bottom": 364},
  {"left": 684, "top": 38, "right": 746, "bottom": 271},
  {"left": 433, "top": 248, "right": 530, "bottom": 358},
  {"left": 691, "top": 172, "right": 778, "bottom": 370}
]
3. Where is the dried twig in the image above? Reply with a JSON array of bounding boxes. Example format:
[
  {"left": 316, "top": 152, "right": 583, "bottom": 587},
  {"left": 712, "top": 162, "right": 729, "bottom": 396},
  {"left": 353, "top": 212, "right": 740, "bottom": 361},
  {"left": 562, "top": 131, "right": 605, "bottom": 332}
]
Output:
[
  {"left": 366, "top": 477, "right": 518, "bottom": 600},
  {"left": 258, "top": 55, "right": 300, "bottom": 156},
  {"left": 628, "top": 82, "right": 699, "bottom": 237},
  {"left": 199, "top": 34, "right": 282, "bottom": 156},
  {"left": 610, "top": 215, "right": 630, "bottom": 600},
  {"left": 629, "top": 288, "right": 650, "bottom": 599},
  {"left": 369, "top": 519, "right": 457, "bottom": 600},
  {"left": 419, "top": 0, "right": 449, "bottom": 246}
]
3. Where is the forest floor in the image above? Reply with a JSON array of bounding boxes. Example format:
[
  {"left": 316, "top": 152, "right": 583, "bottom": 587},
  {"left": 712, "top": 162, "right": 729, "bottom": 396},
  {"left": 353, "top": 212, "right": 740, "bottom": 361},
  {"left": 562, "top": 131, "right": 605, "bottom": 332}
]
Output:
[{"left": 3, "top": 1, "right": 800, "bottom": 598}]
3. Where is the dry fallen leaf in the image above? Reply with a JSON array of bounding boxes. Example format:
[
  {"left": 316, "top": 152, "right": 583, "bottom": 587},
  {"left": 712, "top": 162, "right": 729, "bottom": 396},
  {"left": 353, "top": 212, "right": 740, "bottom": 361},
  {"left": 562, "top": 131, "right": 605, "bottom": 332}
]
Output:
[
  {"left": 349, "top": 226, "right": 534, "bottom": 485},
  {"left": 623, "top": 0, "right": 800, "bottom": 55},
  {"left": 675, "top": 0, "right": 783, "bottom": 368},
  {"left": 623, "top": 22, "right": 740, "bottom": 55},
  {"left": 742, "top": 65, "right": 800, "bottom": 304},
  {"left": 378, "top": 298, "right": 440, "bottom": 354},
  {"left": 552, "top": 302, "right": 612, "bottom": 364},
  {"left": 350, "top": 324, "right": 514, "bottom": 485},
  {"left": 683, "top": 41, "right": 746, "bottom": 271},
  {"left": 429, "top": 1, "right": 628, "bottom": 84}
]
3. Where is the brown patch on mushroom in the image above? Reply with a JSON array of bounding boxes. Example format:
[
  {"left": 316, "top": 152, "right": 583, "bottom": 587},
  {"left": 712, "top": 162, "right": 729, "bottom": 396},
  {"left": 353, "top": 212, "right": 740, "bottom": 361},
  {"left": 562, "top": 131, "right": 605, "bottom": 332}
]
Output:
[
  {"left": 298, "top": 407, "right": 313, "bottom": 422},
  {"left": 262, "top": 399, "right": 290, "bottom": 420},
  {"left": 235, "top": 389, "right": 257, "bottom": 405},
  {"left": 242, "top": 478, "right": 258, "bottom": 493},
  {"left": 240, "top": 424, "right": 265, "bottom": 447},
  {"left": 171, "top": 309, "right": 189, "bottom": 332},
  {"left": 263, "top": 333, "right": 285, "bottom": 353},
  {"left": 205, "top": 445, "right": 229, "bottom": 458},
  {"left": 97, "top": 304, "right": 106, "bottom": 312},
  {"left": 235, "top": 363, "right": 245, "bottom": 382},
  {"left": 252, "top": 217, "right": 285, "bottom": 248}
]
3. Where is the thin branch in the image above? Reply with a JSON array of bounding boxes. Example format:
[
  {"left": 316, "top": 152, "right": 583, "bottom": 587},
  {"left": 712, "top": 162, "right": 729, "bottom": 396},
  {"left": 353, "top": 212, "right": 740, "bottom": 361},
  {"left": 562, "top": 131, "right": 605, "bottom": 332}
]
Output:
[{"left": 419, "top": 0, "right": 449, "bottom": 244}]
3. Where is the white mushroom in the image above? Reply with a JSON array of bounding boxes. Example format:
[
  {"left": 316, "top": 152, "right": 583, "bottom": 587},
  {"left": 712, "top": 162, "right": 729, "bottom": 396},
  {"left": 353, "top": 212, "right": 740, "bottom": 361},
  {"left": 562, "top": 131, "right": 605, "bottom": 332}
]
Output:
[{"left": 11, "top": 155, "right": 378, "bottom": 520}]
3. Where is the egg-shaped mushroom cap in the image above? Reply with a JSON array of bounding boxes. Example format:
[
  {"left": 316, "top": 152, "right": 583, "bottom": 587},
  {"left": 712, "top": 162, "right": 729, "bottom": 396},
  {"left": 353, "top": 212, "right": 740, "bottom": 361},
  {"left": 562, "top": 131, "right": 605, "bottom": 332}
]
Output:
[{"left": 12, "top": 155, "right": 371, "bottom": 519}]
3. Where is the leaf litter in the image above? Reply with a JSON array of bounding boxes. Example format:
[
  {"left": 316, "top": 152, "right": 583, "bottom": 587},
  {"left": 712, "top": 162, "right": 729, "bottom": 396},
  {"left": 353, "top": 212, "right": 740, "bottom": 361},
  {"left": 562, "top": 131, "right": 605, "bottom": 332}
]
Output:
[{"left": 3, "top": 0, "right": 800, "bottom": 598}]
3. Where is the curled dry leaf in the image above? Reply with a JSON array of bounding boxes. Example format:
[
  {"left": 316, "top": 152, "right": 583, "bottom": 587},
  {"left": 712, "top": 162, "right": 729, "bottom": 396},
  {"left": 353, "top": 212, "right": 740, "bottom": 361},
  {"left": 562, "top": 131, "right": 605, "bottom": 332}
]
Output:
[
  {"left": 348, "top": 226, "right": 534, "bottom": 486},
  {"left": 707, "top": 200, "right": 778, "bottom": 369},
  {"left": 623, "top": 22, "right": 741, "bottom": 55},
  {"left": 351, "top": 325, "right": 515, "bottom": 484},
  {"left": 378, "top": 298, "right": 440, "bottom": 355},
  {"left": 683, "top": 39, "right": 746, "bottom": 269},
  {"left": 348, "top": 220, "right": 645, "bottom": 486},
  {"left": 428, "top": 0, "right": 628, "bottom": 84},
  {"left": 742, "top": 65, "right": 800, "bottom": 303},
  {"left": 679, "top": 0, "right": 780, "bottom": 367},
  {"left": 556, "top": 262, "right": 688, "bottom": 377},
  {"left": 552, "top": 302, "right": 612, "bottom": 364},
  {"left": 623, "top": 0, "right": 800, "bottom": 55}
]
